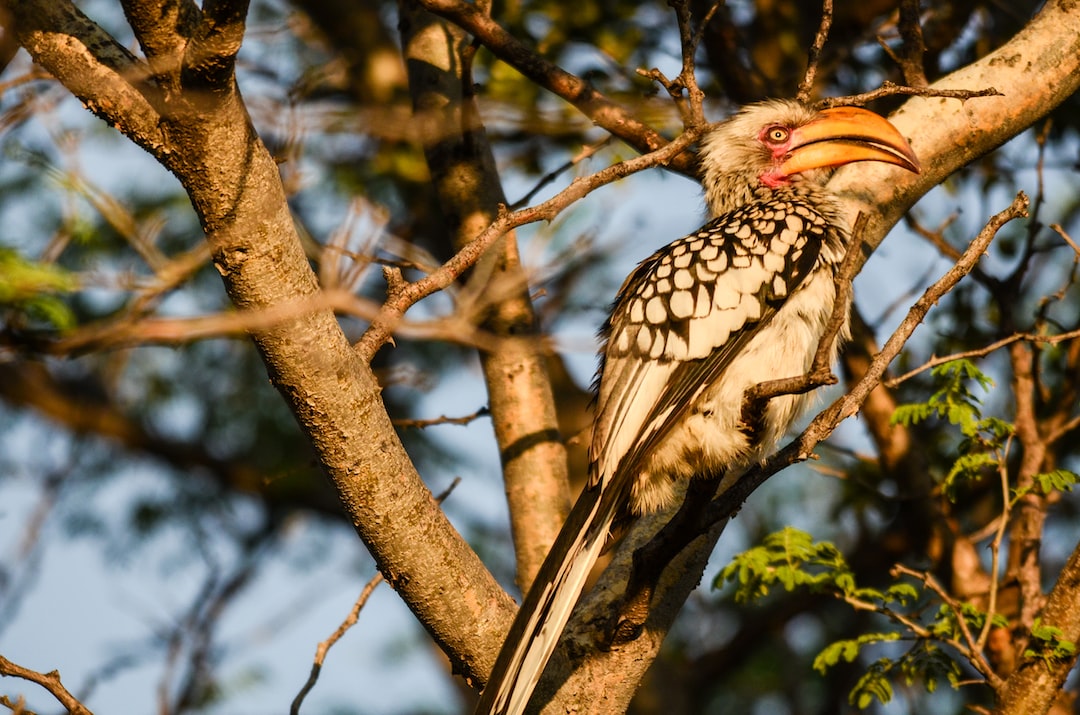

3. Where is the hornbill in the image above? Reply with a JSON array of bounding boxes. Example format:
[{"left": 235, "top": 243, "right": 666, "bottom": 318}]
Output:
[{"left": 476, "top": 99, "right": 920, "bottom": 714}]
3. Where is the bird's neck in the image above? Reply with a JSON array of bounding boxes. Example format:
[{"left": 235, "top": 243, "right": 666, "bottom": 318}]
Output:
[{"left": 704, "top": 174, "right": 837, "bottom": 219}]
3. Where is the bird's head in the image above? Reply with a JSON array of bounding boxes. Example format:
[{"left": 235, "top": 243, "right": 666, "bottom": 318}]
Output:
[{"left": 701, "top": 99, "right": 920, "bottom": 215}]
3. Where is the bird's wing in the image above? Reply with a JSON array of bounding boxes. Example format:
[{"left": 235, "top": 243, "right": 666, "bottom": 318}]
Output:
[{"left": 591, "top": 197, "right": 828, "bottom": 492}]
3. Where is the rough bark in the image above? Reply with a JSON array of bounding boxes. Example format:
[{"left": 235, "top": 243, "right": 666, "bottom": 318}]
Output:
[{"left": 995, "top": 540, "right": 1080, "bottom": 715}]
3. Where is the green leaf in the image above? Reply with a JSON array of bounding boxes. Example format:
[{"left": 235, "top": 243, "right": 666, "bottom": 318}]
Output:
[
  {"left": 1024, "top": 617, "right": 1077, "bottom": 667},
  {"left": 1033, "top": 470, "right": 1078, "bottom": 495},
  {"left": 892, "top": 359, "right": 995, "bottom": 432},
  {"left": 891, "top": 402, "right": 936, "bottom": 427},
  {"left": 884, "top": 582, "right": 919, "bottom": 605}
]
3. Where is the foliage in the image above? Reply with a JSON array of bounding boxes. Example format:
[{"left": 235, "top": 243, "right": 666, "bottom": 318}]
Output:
[
  {"left": 0, "top": 248, "right": 78, "bottom": 330},
  {"left": 892, "top": 360, "right": 1008, "bottom": 501},
  {"left": 1024, "top": 618, "right": 1078, "bottom": 670},
  {"left": 717, "top": 526, "right": 1004, "bottom": 709}
]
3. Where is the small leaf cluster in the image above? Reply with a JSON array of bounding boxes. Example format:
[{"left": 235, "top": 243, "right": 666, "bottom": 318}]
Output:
[
  {"left": 892, "top": 360, "right": 1013, "bottom": 500},
  {"left": 717, "top": 527, "right": 1001, "bottom": 709},
  {"left": 715, "top": 526, "right": 881, "bottom": 604},
  {"left": 891, "top": 359, "right": 993, "bottom": 434},
  {"left": 1024, "top": 618, "right": 1078, "bottom": 670},
  {"left": 1014, "top": 469, "right": 1078, "bottom": 500},
  {"left": 893, "top": 359, "right": 1078, "bottom": 502},
  {"left": 839, "top": 640, "right": 963, "bottom": 709},
  {"left": 929, "top": 601, "right": 1006, "bottom": 642}
]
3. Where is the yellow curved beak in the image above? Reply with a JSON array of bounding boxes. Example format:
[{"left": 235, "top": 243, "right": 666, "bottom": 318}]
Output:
[{"left": 780, "top": 106, "right": 921, "bottom": 177}]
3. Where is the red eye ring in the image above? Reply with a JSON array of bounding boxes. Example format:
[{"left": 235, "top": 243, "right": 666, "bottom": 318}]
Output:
[{"left": 764, "top": 125, "right": 790, "bottom": 145}]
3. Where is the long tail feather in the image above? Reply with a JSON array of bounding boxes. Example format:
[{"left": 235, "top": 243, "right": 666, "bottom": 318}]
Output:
[{"left": 475, "top": 482, "right": 622, "bottom": 715}]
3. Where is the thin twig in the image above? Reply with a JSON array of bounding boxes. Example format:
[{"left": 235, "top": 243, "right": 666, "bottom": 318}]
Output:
[
  {"left": 796, "top": 0, "right": 833, "bottom": 103},
  {"left": 30, "top": 288, "right": 541, "bottom": 358},
  {"left": 392, "top": 406, "right": 491, "bottom": 429},
  {"left": 0, "top": 655, "right": 95, "bottom": 715},
  {"left": 290, "top": 478, "right": 462, "bottom": 714},
  {"left": 816, "top": 81, "right": 1001, "bottom": 109},
  {"left": 886, "top": 328, "right": 1080, "bottom": 387},
  {"left": 413, "top": 0, "right": 697, "bottom": 176},
  {"left": 509, "top": 136, "right": 613, "bottom": 210},
  {"left": 905, "top": 212, "right": 962, "bottom": 261},
  {"left": 691, "top": 1, "right": 725, "bottom": 52},
  {"left": 1050, "top": 223, "right": 1080, "bottom": 257},
  {"left": 667, "top": 0, "right": 707, "bottom": 128},
  {"left": 893, "top": 0, "right": 928, "bottom": 88},
  {"left": 891, "top": 565, "right": 1003, "bottom": 688},
  {"left": 977, "top": 435, "right": 1015, "bottom": 658},
  {"left": 289, "top": 573, "right": 385, "bottom": 715}
]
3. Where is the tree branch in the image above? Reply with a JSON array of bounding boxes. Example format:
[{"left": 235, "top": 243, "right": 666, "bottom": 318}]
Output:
[
  {"left": 6, "top": 0, "right": 165, "bottom": 153},
  {"left": 995, "top": 538, "right": 1080, "bottom": 715},
  {"left": 0, "top": 655, "right": 94, "bottom": 715},
  {"left": 355, "top": 126, "right": 704, "bottom": 361},
  {"left": 412, "top": 0, "right": 698, "bottom": 177},
  {"left": 291, "top": 478, "right": 461, "bottom": 714},
  {"left": 183, "top": 0, "right": 249, "bottom": 91},
  {"left": 13, "top": 0, "right": 516, "bottom": 688},
  {"left": 828, "top": 0, "right": 1080, "bottom": 261},
  {"left": 119, "top": 0, "right": 199, "bottom": 97}
]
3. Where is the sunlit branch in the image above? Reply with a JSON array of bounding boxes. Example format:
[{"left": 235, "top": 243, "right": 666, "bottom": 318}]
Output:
[{"left": 0, "top": 655, "right": 94, "bottom": 715}]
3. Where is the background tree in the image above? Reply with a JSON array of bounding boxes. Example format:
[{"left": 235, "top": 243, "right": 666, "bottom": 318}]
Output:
[{"left": 0, "top": 1, "right": 1078, "bottom": 714}]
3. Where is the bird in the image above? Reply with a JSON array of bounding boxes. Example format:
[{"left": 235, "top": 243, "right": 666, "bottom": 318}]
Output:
[{"left": 475, "top": 99, "right": 920, "bottom": 715}]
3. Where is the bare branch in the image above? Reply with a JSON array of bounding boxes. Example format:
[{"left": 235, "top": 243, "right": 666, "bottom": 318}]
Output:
[
  {"left": 796, "top": 0, "right": 833, "bottom": 103},
  {"left": 119, "top": 0, "right": 198, "bottom": 96},
  {"left": 182, "top": 0, "right": 250, "bottom": 92},
  {"left": 886, "top": 329, "right": 1080, "bottom": 387},
  {"left": 290, "top": 571, "right": 384, "bottom": 715},
  {"left": 509, "top": 136, "right": 613, "bottom": 210},
  {"left": 8, "top": 0, "right": 165, "bottom": 152},
  {"left": 290, "top": 479, "right": 460, "bottom": 715},
  {"left": 659, "top": 0, "right": 707, "bottom": 128},
  {"left": 22, "top": 288, "right": 537, "bottom": 357},
  {"left": 996, "top": 538, "right": 1080, "bottom": 714},
  {"left": 393, "top": 407, "right": 491, "bottom": 430},
  {"left": 0, "top": 655, "right": 94, "bottom": 715},
  {"left": 1050, "top": 223, "right": 1080, "bottom": 258},
  {"left": 355, "top": 125, "right": 704, "bottom": 361},
  {"left": 816, "top": 81, "right": 1001, "bottom": 109},
  {"left": 882, "top": 0, "right": 928, "bottom": 88}
]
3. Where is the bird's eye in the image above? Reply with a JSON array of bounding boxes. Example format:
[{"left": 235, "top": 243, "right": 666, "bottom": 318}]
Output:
[{"left": 764, "top": 126, "right": 790, "bottom": 144}]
